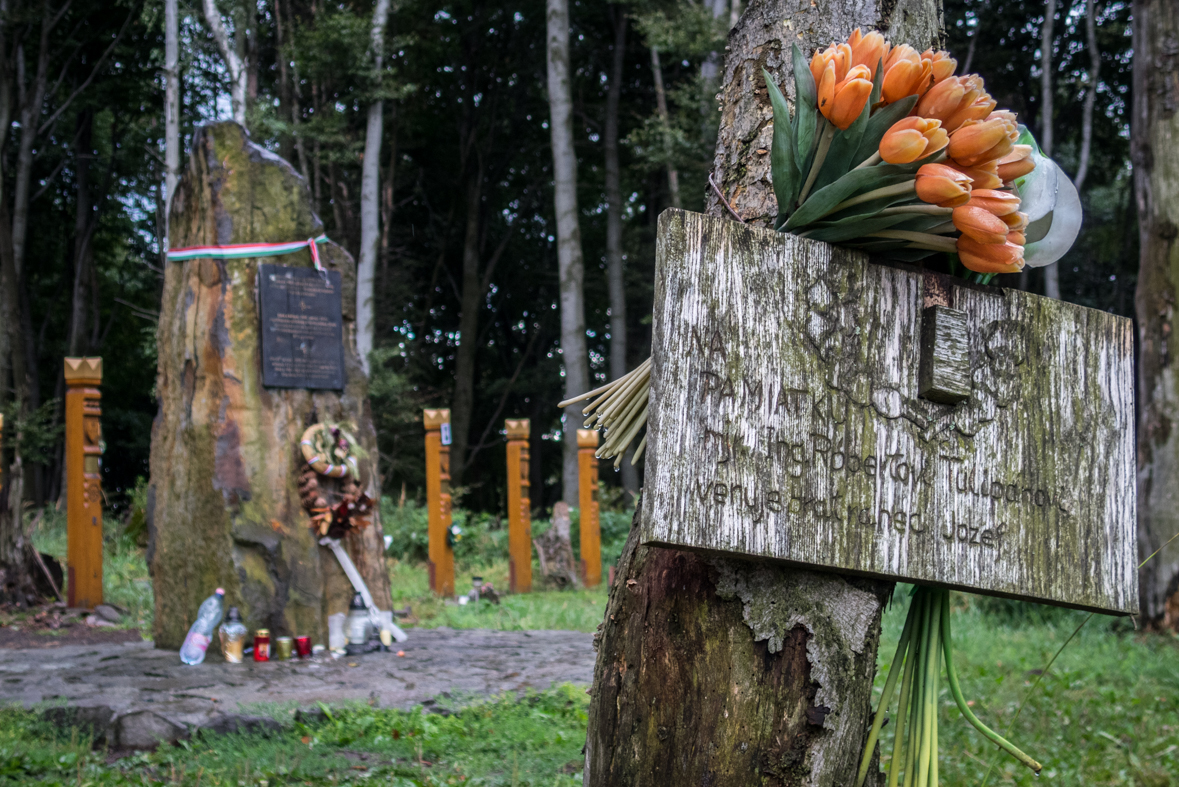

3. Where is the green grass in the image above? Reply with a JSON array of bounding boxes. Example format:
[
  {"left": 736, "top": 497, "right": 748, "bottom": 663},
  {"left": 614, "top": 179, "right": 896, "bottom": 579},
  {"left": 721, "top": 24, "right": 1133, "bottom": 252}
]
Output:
[
  {"left": 18, "top": 499, "right": 1179, "bottom": 785},
  {"left": 388, "top": 559, "right": 609, "bottom": 633},
  {"left": 0, "top": 685, "right": 590, "bottom": 785},
  {"left": 872, "top": 590, "right": 1179, "bottom": 786}
]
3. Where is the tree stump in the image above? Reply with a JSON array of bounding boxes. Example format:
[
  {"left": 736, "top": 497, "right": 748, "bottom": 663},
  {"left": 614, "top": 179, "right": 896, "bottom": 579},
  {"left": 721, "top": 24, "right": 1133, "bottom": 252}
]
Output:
[
  {"left": 148, "top": 122, "right": 390, "bottom": 649},
  {"left": 534, "top": 501, "right": 580, "bottom": 589},
  {"left": 585, "top": 2, "right": 942, "bottom": 784}
]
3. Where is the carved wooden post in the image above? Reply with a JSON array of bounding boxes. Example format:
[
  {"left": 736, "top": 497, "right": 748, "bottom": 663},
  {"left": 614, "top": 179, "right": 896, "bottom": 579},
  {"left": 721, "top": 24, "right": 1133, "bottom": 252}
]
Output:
[
  {"left": 424, "top": 409, "right": 454, "bottom": 596},
  {"left": 577, "top": 429, "right": 601, "bottom": 587},
  {"left": 64, "top": 357, "right": 103, "bottom": 609},
  {"left": 506, "top": 419, "right": 532, "bottom": 593}
]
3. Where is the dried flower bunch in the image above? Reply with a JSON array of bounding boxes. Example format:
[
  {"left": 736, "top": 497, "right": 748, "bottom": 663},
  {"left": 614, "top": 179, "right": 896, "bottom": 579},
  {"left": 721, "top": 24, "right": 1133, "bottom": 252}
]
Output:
[{"left": 764, "top": 29, "right": 1080, "bottom": 278}]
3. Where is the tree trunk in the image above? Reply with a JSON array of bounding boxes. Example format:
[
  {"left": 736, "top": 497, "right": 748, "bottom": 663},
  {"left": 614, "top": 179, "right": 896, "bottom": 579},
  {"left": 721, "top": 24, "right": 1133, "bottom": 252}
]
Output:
[
  {"left": 587, "top": 2, "right": 942, "bottom": 784},
  {"left": 649, "top": 46, "right": 682, "bottom": 210},
  {"left": 449, "top": 171, "right": 483, "bottom": 490},
  {"left": 67, "top": 111, "right": 93, "bottom": 357},
  {"left": 165, "top": 0, "right": 180, "bottom": 231},
  {"left": 149, "top": 122, "right": 391, "bottom": 649},
  {"left": 1073, "top": 0, "right": 1099, "bottom": 192},
  {"left": 356, "top": 0, "right": 392, "bottom": 377},
  {"left": 1133, "top": 0, "right": 1179, "bottom": 629},
  {"left": 546, "top": 0, "right": 589, "bottom": 506},
  {"left": 202, "top": 0, "right": 247, "bottom": 126},
  {"left": 604, "top": 6, "right": 637, "bottom": 496},
  {"left": 1040, "top": 0, "right": 1060, "bottom": 300}
]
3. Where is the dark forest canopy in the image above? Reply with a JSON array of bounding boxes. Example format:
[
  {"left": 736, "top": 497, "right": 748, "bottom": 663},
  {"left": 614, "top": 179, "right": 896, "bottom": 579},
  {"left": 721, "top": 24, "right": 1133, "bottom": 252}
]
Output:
[{"left": 0, "top": 0, "right": 1135, "bottom": 518}]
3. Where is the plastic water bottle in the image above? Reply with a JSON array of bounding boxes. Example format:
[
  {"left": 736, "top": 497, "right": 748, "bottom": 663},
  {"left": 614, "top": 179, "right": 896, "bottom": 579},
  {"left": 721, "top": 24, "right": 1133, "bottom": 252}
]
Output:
[{"left": 179, "top": 588, "right": 225, "bottom": 665}]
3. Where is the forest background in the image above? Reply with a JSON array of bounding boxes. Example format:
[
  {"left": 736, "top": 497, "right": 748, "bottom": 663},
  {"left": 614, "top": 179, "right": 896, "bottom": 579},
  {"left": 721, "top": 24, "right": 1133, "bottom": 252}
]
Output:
[{"left": 0, "top": 0, "right": 1134, "bottom": 519}]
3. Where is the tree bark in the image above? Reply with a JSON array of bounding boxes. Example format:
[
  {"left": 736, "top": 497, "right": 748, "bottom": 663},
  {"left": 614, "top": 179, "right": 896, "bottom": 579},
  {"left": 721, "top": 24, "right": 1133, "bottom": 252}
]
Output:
[
  {"left": 1040, "top": 0, "right": 1060, "bottom": 300},
  {"left": 1133, "top": 0, "right": 1179, "bottom": 629},
  {"left": 150, "top": 122, "right": 391, "bottom": 649},
  {"left": 67, "top": 111, "right": 93, "bottom": 357},
  {"left": 356, "top": 0, "right": 392, "bottom": 377},
  {"left": 604, "top": 6, "right": 637, "bottom": 496},
  {"left": 587, "top": 1, "right": 943, "bottom": 784},
  {"left": 546, "top": 0, "right": 590, "bottom": 506},
  {"left": 649, "top": 46, "right": 682, "bottom": 210},
  {"left": 1073, "top": 0, "right": 1099, "bottom": 192}
]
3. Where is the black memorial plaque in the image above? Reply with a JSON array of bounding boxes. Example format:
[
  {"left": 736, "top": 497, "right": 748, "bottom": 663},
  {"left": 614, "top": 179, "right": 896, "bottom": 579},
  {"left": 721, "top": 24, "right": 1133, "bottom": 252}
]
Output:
[{"left": 258, "top": 264, "right": 345, "bottom": 390}]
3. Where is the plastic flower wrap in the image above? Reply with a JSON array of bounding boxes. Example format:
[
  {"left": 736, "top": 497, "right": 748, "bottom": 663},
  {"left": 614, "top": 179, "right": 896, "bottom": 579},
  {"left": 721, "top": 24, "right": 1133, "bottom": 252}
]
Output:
[{"left": 763, "top": 30, "right": 1081, "bottom": 280}]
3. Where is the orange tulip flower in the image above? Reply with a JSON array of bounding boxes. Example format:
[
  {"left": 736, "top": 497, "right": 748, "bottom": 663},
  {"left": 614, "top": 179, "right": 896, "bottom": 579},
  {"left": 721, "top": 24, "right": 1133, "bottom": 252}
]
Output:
[
  {"left": 915, "top": 163, "right": 973, "bottom": 207},
  {"left": 953, "top": 205, "right": 1009, "bottom": 245},
  {"left": 1001, "top": 211, "right": 1029, "bottom": 230},
  {"left": 965, "top": 188, "right": 1022, "bottom": 217},
  {"left": 958, "top": 236, "right": 1025, "bottom": 274},
  {"left": 921, "top": 49, "right": 958, "bottom": 83},
  {"left": 996, "top": 145, "right": 1035, "bottom": 182},
  {"left": 819, "top": 64, "right": 873, "bottom": 130},
  {"left": 811, "top": 42, "right": 853, "bottom": 85},
  {"left": 881, "top": 50, "right": 934, "bottom": 104},
  {"left": 947, "top": 160, "right": 1003, "bottom": 190},
  {"left": 850, "top": 29, "right": 890, "bottom": 78},
  {"left": 948, "top": 118, "right": 1016, "bottom": 167},
  {"left": 879, "top": 116, "right": 948, "bottom": 164},
  {"left": 916, "top": 75, "right": 992, "bottom": 132},
  {"left": 1007, "top": 230, "right": 1026, "bottom": 245}
]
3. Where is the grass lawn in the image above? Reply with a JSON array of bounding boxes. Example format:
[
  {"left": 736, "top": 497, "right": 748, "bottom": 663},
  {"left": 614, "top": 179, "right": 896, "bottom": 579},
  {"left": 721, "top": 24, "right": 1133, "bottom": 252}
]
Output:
[{"left": 10, "top": 502, "right": 1179, "bottom": 785}]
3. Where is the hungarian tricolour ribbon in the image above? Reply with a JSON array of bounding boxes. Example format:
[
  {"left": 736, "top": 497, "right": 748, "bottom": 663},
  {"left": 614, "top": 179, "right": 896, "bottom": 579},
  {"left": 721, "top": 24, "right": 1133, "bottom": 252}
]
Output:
[{"left": 166, "top": 235, "right": 330, "bottom": 271}]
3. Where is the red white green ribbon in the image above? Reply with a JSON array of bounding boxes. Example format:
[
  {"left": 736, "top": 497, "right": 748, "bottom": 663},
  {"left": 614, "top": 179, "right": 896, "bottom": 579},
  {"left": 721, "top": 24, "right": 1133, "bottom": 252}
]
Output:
[{"left": 167, "top": 235, "right": 330, "bottom": 270}]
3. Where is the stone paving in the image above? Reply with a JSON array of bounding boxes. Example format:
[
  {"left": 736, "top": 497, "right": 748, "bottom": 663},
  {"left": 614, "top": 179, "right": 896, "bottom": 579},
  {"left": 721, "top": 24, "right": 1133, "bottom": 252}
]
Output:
[{"left": 0, "top": 628, "right": 595, "bottom": 748}]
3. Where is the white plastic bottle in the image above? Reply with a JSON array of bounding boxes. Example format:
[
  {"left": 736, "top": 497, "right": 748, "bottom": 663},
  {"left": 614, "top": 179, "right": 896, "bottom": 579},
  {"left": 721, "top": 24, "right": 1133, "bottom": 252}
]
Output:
[{"left": 179, "top": 588, "right": 225, "bottom": 665}]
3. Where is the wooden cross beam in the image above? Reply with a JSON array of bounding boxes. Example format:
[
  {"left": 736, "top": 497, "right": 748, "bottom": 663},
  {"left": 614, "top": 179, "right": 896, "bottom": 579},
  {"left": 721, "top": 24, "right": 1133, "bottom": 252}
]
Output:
[{"left": 642, "top": 210, "right": 1137, "bottom": 614}]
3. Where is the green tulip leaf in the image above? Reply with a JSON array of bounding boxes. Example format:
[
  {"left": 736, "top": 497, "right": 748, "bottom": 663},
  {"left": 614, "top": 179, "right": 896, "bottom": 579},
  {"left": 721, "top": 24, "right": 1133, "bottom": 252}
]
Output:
[
  {"left": 793, "top": 43, "right": 819, "bottom": 171},
  {"left": 801, "top": 213, "right": 915, "bottom": 242},
  {"left": 810, "top": 99, "right": 872, "bottom": 194},
  {"left": 869, "top": 58, "right": 884, "bottom": 107},
  {"left": 786, "top": 166, "right": 913, "bottom": 230},
  {"left": 763, "top": 68, "right": 799, "bottom": 217}
]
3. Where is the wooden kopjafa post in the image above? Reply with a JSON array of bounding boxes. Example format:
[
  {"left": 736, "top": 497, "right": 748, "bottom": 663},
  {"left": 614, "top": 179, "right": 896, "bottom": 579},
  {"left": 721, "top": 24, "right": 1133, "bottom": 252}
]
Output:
[
  {"left": 64, "top": 357, "right": 103, "bottom": 609},
  {"left": 577, "top": 429, "right": 601, "bottom": 587},
  {"left": 424, "top": 409, "right": 454, "bottom": 596},
  {"left": 505, "top": 419, "right": 532, "bottom": 593},
  {"left": 643, "top": 209, "right": 1138, "bottom": 614}
]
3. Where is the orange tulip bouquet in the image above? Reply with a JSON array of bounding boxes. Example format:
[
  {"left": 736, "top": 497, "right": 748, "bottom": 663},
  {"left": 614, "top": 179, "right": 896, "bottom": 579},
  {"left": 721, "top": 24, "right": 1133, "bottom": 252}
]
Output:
[{"left": 765, "top": 30, "right": 1080, "bottom": 281}]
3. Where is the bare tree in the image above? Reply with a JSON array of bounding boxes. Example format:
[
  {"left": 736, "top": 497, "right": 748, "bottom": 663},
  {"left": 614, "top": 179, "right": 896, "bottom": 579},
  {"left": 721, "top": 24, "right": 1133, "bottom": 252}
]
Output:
[
  {"left": 201, "top": 0, "right": 248, "bottom": 125},
  {"left": 604, "top": 5, "right": 637, "bottom": 495},
  {"left": 1074, "top": 0, "right": 1100, "bottom": 191},
  {"left": 649, "top": 46, "right": 682, "bottom": 209},
  {"left": 356, "top": 0, "right": 392, "bottom": 376},
  {"left": 1133, "top": 0, "right": 1179, "bottom": 629},
  {"left": 547, "top": 0, "right": 590, "bottom": 506},
  {"left": 165, "top": 0, "right": 180, "bottom": 231},
  {"left": 1040, "top": 0, "right": 1060, "bottom": 299}
]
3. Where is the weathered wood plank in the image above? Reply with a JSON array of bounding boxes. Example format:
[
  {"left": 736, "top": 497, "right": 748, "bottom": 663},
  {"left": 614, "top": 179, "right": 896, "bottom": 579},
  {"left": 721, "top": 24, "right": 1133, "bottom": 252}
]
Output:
[{"left": 641, "top": 209, "right": 1137, "bottom": 614}]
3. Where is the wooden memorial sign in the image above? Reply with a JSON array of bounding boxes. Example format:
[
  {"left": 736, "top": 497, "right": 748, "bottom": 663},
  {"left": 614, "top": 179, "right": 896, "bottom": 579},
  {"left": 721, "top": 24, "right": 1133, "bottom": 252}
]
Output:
[
  {"left": 641, "top": 209, "right": 1137, "bottom": 614},
  {"left": 577, "top": 429, "right": 602, "bottom": 588},
  {"left": 258, "top": 264, "right": 345, "bottom": 390},
  {"left": 424, "top": 409, "right": 455, "bottom": 596}
]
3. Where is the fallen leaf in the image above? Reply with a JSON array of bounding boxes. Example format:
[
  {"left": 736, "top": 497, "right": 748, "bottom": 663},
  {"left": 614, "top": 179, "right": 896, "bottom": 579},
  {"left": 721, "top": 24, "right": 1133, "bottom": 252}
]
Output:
[
  {"left": 348, "top": 662, "right": 358, "bottom": 667},
  {"left": 301, "top": 736, "right": 311, "bottom": 744},
  {"left": 397, "top": 650, "right": 405, "bottom": 657}
]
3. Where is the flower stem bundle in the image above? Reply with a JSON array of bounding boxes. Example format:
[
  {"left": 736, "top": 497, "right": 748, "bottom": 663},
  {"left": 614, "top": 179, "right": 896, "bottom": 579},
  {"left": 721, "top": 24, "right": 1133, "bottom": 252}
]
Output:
[
  {"left": 557, "top": 358, "right": 651, "bottom": 468},
  {"left": 855, "top": 587, "right": 1042, "bottom": 787}
]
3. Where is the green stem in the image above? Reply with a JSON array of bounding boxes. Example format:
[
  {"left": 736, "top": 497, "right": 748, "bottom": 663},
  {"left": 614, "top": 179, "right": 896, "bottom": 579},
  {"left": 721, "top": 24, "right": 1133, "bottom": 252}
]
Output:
[
  {"left": 856, "top": 601, "right": 918, "bottom": 787},
  {"left": 939, "top": 592, "right": 1043, "bottom": 774},
  {"left": 888, "top": 593, "right": 922, "bottom": 787},
  {"left": 867, "top": 231, "right": 959, "bottom": 253},
  {"left": 797, "top": 121, "right": 836, "bottom": 206},
  {"left": 917, "top": 593, "right": 942, "bottom": 787},
  {"left": 853, "top": 151, "right": 882, "bottom": 170},
  {"left": 930, "top": 626, "right": 940, "bottom": 787},
  {"left": 877, "top": 205, "right": 954, "bottom": 216},
  {"left": 827, "top": 180, "right": 916, "bottom": 215}
]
